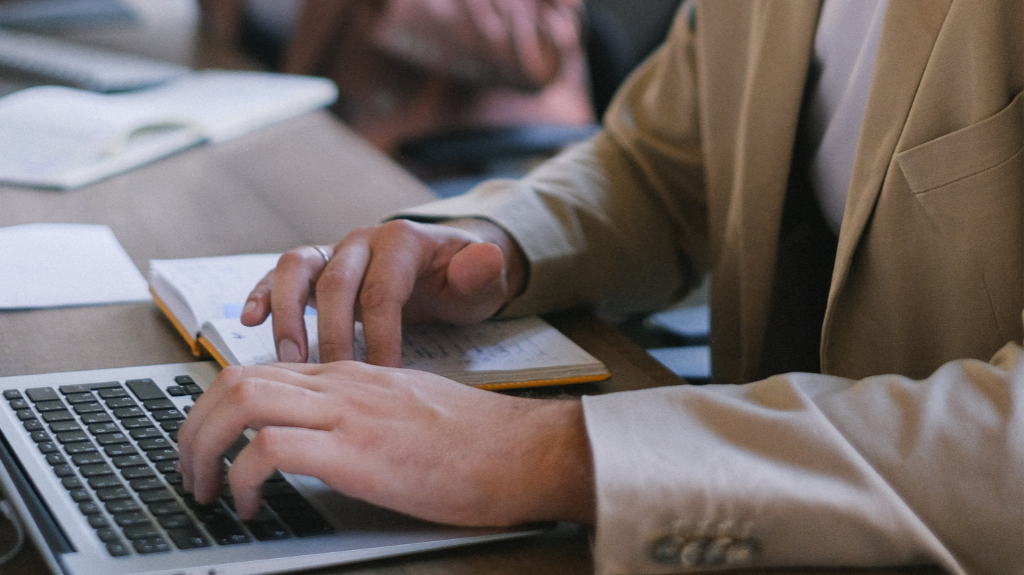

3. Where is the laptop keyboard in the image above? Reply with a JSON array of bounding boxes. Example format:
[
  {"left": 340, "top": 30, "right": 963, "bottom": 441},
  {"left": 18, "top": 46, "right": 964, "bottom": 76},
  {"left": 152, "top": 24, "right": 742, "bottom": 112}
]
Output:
[{"left": 3, "top": 374, "right": 335, "bottom": 557}]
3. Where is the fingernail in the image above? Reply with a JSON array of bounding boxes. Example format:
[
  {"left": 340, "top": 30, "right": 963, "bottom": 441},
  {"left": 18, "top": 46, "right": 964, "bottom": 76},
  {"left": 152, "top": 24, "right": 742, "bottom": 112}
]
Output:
[
  {"left": 278, "top": 338, "right": 302, "bottom": 363},
  {"left": 242, "top": 300, "right": 257, "bottom": 316}
]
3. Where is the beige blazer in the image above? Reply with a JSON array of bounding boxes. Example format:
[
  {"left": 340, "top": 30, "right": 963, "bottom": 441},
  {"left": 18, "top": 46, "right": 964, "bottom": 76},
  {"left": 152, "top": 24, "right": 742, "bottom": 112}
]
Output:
[{"left": 401, "top": 0, "right": 1023, "bottom": 572}]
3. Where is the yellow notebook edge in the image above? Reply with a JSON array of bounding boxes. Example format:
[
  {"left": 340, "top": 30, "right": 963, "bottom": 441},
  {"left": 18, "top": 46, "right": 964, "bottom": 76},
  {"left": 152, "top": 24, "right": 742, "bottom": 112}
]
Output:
[
  {"left": 472, "top": 371, "right": 610, "bottom": 391},
  {"left": 149, "top": 287, "right": 207, "bottom": 358},
  {"left": 198, "top": 336, "right": 231, "bottom": 368}
]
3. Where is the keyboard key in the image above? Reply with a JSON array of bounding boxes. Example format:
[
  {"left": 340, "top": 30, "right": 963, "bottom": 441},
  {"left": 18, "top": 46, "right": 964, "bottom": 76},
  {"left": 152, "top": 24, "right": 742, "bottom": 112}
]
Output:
[
  {"left": 3, "top": 390, "right": 22, "bottom": 400},
  {"left": 157, "top": 513, "right": 193, "bottom": 530},
  {"left": 96, "top": 486, "right": 131, "bottom": 502},
  {"left": 113, "top": 407, "right": 145, "bottom": 419},
  {"left": 139, "top": 489, "right": 175, "bottom": 504},
  {"left": 45, "top": 453, "right": 67, "bottom": 466},
  {"left": 49, "top": 421, "right": 82, "bottom": 433},
  {"left": 80, "top": 412, "right": 113, "bottom": 425},
  {"left": 106, "top": 541, "right": 131, "bottom": 557},
  {"left": 8, "top": 398, "right": 29, "bottom": 410},
  {"left": 146, "top": 448, "right": 179, "bottom": 462},
  {"left": 61, "top": 476, "right": 84, "bottom": 490},
  {"left": 166, "top": 385, "right": 187, "bottom": 397},
  {"left": 71, "top": 453, "right": 105, "bottom": 466},
  {"left": 138, "top": 437, "right": 171, "bottom": 451},
  {"left": 37, "top": 441, "right": 59, "bottom": 454},
  {"left": 127, "top": 379, "right": 166, "bottom": 401},
  {"left": 33, "top": 400, "right": 66, "bottom": 412},
  {"left": 16, "top": 409, "right": 37, "bottom": 421},
  {"left": 111, "top": 454, "right": 146, "bottom": 468},
  {"left": 79, "top": 463, "right": 113, "bottom": 478},
  {"left": 148, "top": 501, "right": 185, "bottom": 516},
  {"left": 123, "top": 523, "right": 160, "bottom": 541},
  {"left": 63, "top": 441, "right": 97, "bottom": 455},
  {"left": 129, "top": 478, "right": 165, "bottom": 492},
  {"left": 73, "top": 402, "right": 105, "bottom": 415},
  {"left": 105, "top": 499, "right": 141, "bottom": 514},
  {"left": 160, "top": 420, "right": 183, "bottom": 432},
  {"left": 55, "top": 431, "right": 89, "bottom": 444},
  {"left": 104, "top": 444, "right": 138, "bottom": 457},
  {"left": 88, "top": 476, "right": 123, "bottom": 490},
  {"left": 132, "top": 536, "right": 170, "bottom": 554},
  {"left": 142, "top": 398, "right": 175, "bottom": 411},
  {"left": 64, "top": 392, "right": 96, "bottom": 404},
  {"left": 121, "top": 466, "right": 156, "bottom": 480},
  {"left": 105, "top": 397, "right": 137, "bottom": 409},
  {"left": 96, "top": 527, "right": 120, "bottom": 542},
  {"left": 43, "top": 410, "right": 75, "bottom": 423},
  {"left": 96, "top": 432, "right": 130, "bottom": 445},
  {"left": 69, "top": 489, "right": 92, "bottom": 503},
  {"left": 26, "top": 387, "right": 59, "bottom": 402},
  {"left": 98, "top": 387, "right": 129, "bottom": 399},
  {"left": 29, "top": 430, "right": 50, "bottom": 443},
  {"left": 120, "top": 417, "right": 153, "bottom": 429},
  {"left": 114, "top": 511, "right": 151, "bottom": 527},
  {"left": 88, "top": 515, "right": 111, "bottom": 529},
  {"left": 245, "top": 509, "right": 291, "bottom": 541},
  {"left": 130, "top": 427, "right": 162, "bottom": 440},
  {"left": 23, "top": 419, "right": 43, "bottom": 431},
  {"left": 154, "top": 461, "right": 178, "bottom": 474},
  {"left": 166, "top": 525, "right": 211, "bottom": 550}
]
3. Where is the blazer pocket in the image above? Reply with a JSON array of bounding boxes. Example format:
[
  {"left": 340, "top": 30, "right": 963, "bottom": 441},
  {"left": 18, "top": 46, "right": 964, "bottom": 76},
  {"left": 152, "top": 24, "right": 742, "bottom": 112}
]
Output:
[{"left": 897, "top": 90, "right": 1023, "bottom": 194}]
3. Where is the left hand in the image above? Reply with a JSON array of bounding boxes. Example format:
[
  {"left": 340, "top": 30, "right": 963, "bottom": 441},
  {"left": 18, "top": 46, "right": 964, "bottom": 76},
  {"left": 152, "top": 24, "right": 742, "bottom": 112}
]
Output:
[{"left": 176, "top": 362, "right": 596, "bottom": 527}]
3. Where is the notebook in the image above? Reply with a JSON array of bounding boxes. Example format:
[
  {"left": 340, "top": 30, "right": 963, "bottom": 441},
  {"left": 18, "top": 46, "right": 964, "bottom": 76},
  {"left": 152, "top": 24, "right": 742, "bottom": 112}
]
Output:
[
  {"left": 0, "top": 361, "right": 548, "bottom": 575},
  {"left": 148, "top": 253, "right": 610, "bottom": 390}
]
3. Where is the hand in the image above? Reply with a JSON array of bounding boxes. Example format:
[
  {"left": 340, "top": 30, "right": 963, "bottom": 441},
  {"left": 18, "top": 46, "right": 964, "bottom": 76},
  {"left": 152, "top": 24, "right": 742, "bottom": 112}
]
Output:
[
  {"left": 177, "top": 362, "right": 595, "bottom": 526},
  {"left": 240, "top": 219, "right": 527, "bottom": 366}
]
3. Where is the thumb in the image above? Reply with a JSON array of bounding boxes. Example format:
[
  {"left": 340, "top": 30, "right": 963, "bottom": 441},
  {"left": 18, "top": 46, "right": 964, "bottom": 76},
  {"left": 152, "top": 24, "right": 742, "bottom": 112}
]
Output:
[{"left": 446, "top": 242, "right": 506, "bottom": 297}]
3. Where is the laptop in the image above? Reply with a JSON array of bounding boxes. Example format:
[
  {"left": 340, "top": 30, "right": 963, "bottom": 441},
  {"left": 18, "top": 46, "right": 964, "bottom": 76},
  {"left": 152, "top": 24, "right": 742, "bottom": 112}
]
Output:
[{"left": 0, "top": 361, "right": 546, "bottom": 575}]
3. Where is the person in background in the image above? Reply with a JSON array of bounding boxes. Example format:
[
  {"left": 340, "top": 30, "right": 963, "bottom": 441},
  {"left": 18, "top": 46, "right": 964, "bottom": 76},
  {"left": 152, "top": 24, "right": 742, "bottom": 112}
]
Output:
[
  {"left": 180, "top": 1, "right": 1023, "bottom": 575},
  {"left": 199, "top": 0, "right": 593, "bottom": 157}
]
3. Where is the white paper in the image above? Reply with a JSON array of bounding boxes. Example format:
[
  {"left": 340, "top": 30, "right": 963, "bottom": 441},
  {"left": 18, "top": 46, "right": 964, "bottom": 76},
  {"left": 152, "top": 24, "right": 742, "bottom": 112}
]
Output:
[{"left": 0, "top": 223, "right": 151, "bottom": 308}]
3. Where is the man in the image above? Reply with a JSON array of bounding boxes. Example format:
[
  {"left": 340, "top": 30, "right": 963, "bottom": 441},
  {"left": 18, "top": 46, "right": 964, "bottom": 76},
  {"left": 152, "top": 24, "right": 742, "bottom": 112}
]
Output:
[{"left": 178, "top": 1, "right": 1024, "bottom": 574}]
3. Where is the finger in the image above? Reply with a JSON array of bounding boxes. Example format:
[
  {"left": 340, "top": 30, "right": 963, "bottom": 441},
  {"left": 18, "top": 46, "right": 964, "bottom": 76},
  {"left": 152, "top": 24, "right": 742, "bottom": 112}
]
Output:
[
  {"left": 228, "top": 426, "right": 352, "bottom": 519},
  {"left": 358, "top": 224, "right": 430, "bottom": 366},
  {"left": 445, "top": 242, "right": 506, "bottom": 299},
  {"left": 269, "top": 248, "right": 325, "bottom": 362},
  {"left": 240, "top": 271, "right": 274, "bottom": 327},
  {"left": 182, "top": 374, "right": 343, "bottom": 503},
  {"left": 315, "top": 231, "right": 372, "bottom": 363},
  {"left": 178, "top": 364, "right": 332, "bottom": 494}
]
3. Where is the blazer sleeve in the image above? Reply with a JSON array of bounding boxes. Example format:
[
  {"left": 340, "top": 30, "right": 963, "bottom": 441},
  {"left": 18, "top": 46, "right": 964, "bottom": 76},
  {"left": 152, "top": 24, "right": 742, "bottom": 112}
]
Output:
[
  {"left": 582, "top": 342, "right": 1024, "bottom": 575},
  {"left": 394, "top": 5, "right": 711, "bottom": 318}
]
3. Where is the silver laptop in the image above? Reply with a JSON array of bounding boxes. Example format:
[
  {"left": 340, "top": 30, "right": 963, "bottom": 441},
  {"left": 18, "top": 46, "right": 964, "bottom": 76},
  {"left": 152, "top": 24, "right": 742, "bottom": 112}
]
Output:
[{"left": 0, "top": 361, "right": 546, "bottom": 575}]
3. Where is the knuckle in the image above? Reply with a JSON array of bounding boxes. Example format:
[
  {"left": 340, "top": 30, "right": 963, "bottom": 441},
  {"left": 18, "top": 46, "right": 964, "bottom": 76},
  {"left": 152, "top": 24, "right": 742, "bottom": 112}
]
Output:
[
  {"left": 224, "top": 376, "right": 260, "bottom": 408},
  {"left": 276, "top": 249, "right": 307, "bottom": 269},
  {"left": 249, "top": 427, "right": 287, "bottom": 462}
]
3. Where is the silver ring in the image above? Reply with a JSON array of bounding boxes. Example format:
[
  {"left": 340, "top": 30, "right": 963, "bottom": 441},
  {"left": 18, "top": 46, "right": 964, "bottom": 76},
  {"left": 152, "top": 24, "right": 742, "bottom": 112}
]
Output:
[{"left": 311, "top": 245, "right": 331, "bottom": 264}]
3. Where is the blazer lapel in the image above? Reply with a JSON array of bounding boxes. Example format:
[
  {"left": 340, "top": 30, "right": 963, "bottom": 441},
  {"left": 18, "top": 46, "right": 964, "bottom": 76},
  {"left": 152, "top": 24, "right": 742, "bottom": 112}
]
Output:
[{"left": 825, "top": 1, "right": 952, "bottom": 313}]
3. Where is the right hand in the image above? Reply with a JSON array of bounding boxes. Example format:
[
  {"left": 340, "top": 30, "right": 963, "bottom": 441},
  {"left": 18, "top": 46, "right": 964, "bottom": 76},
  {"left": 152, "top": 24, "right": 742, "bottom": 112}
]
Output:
[{"left": 240, "top": 218, "right": 527, "bottom": 366}]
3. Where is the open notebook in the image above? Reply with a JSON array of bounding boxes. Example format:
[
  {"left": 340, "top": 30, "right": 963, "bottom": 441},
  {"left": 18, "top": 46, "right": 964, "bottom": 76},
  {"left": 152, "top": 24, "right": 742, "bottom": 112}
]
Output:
[{"left": 0, "top": 362, "right": 547, "bottom": 575}]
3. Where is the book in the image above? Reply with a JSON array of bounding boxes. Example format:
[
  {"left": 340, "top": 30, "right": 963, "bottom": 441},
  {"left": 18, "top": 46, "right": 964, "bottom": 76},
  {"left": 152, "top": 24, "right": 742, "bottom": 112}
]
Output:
[
  {"left": 0, "top": 69, "right": 337, "bottom": 189},
  {"left": 149, "top": 254, "right": 610, "bottom": 390}
]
